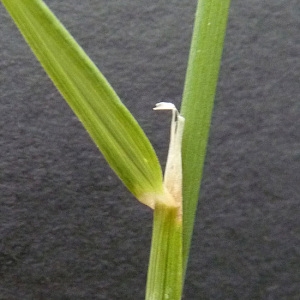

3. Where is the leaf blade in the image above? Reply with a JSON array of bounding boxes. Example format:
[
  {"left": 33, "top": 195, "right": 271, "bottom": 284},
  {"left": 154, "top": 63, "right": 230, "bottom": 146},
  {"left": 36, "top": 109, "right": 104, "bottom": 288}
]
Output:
[
  {"left": 1, "top": 0, "right": 163, "bottom": 202},
  {"left": 181, "top": 0, "right": 231, "bottom": 274}
]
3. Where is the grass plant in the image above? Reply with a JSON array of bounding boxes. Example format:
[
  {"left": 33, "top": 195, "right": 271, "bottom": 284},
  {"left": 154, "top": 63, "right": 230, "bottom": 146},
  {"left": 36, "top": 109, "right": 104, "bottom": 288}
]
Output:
[{"left": 1, "top": 0, "right": 231, "bottom": 299}]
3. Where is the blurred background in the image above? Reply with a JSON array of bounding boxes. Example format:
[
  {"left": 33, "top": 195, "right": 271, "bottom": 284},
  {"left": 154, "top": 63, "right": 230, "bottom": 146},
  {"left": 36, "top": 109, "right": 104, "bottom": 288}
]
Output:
[{"left": 0, "top": 0, "right": 299, "bottom": 299}]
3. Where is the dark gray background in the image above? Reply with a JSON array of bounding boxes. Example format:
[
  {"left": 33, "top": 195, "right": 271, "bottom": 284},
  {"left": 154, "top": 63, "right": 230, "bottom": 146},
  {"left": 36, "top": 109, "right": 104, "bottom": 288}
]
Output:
[{"left": 0, "top": 0, "right": 299, "bottom": 299}]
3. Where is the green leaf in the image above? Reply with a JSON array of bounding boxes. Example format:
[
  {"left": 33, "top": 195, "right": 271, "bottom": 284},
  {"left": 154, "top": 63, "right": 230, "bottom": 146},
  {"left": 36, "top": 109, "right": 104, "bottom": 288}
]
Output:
[
  {"left": 181, "top": 0, "right": 231, "bottom": 275},
  {"left": 1, "top": 0, "right": 163, "bottom": 204}
]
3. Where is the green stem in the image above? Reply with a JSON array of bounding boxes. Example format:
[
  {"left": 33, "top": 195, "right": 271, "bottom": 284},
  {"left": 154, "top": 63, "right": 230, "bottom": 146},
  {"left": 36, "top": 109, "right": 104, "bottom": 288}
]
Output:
[
  {"left": 180, "top": 0, "right": 231, "bottom": 276},
  {"left": 146, "top": 202, "right": 182, "bottom": 300}
]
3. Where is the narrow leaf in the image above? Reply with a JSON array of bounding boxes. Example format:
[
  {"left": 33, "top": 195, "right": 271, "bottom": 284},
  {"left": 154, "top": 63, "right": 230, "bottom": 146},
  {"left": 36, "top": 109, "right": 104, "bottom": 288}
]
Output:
[
  {"left": 181, "top": 0, "right": 231, "bottom": 274},
  {"left": 1, "top": 0, "right": 164, "bottom": 204}
]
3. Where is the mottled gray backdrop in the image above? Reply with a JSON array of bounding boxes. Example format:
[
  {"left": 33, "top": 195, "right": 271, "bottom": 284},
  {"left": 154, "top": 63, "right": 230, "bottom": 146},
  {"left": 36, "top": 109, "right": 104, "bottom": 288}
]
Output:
[{"left": 0, "top": 0, "right": 299, "bottom": 299}]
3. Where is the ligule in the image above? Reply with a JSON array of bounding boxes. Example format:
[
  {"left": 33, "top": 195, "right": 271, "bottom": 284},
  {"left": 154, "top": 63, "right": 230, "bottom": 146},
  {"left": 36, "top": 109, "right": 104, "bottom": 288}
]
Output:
[{"left": 153, "top": 102, "right": 185, "bottom": 216}]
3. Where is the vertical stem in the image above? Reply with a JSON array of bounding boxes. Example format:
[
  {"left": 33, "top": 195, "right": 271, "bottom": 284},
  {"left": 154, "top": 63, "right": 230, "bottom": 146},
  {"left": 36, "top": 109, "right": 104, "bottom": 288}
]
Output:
[
  {"left": 146, "top": 202, "right": 182, "bottom": 300},
  {"left": 180, "top": 0, "right": 231, "bottom": 276}
]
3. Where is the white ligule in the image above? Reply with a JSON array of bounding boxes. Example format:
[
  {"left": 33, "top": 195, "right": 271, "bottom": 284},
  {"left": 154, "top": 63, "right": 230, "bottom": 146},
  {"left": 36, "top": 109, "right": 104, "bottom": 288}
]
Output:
[{"left": 153, "top": 102, "right": 185, "bottom": 211}]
